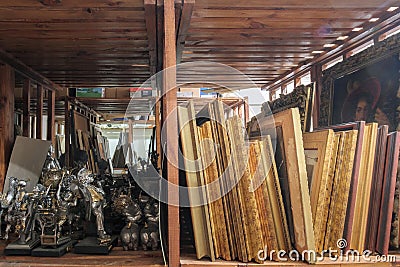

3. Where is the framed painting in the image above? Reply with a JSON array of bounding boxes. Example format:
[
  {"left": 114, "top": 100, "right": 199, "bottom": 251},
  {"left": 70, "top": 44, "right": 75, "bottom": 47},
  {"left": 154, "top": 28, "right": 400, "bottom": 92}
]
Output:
[{"left": 319, "top": 33, "right": 400, "bottom": 131}]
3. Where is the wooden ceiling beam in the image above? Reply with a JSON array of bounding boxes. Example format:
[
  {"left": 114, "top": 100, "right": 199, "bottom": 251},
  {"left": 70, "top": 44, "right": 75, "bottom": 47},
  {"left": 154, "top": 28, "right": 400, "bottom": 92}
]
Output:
[
  {"left": 0, "top": 0, "right": 145, "bottom": 8},
  {"left": 189, "top": 19, "right": 365, "bottom": 29},
  {"left": 144, "top": 0, "right": 157, "bottom": 76},
  {"left": 263, "top": 9, "right": 400, "bottom": 90},
  {"left": 193, "top": 0, "right": 399, "bottom": 9},
  {"left": 176, "top": 0, "right": 194, "bottom": 64},
  {"left": 156, "top": 0, "right": 164, "bottom": 74},
  {"left": 192, "top": 9, "right": 382, "bottom": 19},
  {"left": 0, "top": 47, "right": 61, "bottom": 91}
]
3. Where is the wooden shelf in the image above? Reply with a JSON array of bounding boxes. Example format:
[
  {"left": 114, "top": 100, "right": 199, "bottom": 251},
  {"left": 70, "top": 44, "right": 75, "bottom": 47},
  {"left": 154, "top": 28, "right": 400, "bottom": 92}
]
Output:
[
  {"left": 0, "top": 242, "right": 164, "bottom": 267},
  {"left": 180, "top": 254, "right": 400, "bottom": 266}
]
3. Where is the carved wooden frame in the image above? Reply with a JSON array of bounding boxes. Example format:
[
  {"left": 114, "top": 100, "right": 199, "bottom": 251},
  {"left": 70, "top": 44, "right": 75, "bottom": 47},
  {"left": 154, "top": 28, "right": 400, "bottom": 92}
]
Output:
[
  {"left": 377, "top": 131, "right": 400, "bottom": 255},
  {"left": 262, "top": 83, "right": 315, "bottom": 132},
  {"left": 302, "top": 129, "right": 335, "bottom": 252},
  {"left": 318, "top": 121, "right": 365, "bottom": 250},
  {"left": 318, "top": 33, "right": 400, "bottom": 127},
  {"left": 177, "top": 102, "right": 215, "bottom": 261},
  {"left": 258, "top": 108, "right": 315, "bottom": 257}
]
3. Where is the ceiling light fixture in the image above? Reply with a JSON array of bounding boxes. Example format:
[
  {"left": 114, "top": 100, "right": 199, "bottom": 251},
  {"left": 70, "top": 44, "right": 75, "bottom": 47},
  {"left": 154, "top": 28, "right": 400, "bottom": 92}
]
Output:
[
  {"left": 337, "top": 35, "right": 349, "bottom": 41},
  {"left": 352, "top": 27, "right": 363, "bottom": 32},
  {"left": 369, "top": 17, "right": 379, "bottom": 22},
  {"left": 387, "top": 6, "right": 399, "bottom": 12},
  {"left": 131, "top": 64, "right": 149, "bottom": 67}
]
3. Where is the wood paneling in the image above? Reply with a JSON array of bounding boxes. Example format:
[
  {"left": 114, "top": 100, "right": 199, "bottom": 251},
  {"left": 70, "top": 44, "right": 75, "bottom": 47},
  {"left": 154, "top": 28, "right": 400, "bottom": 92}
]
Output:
[
  {"left": 182, "top": 0, "right": 400, "bottom": 88},
  {"left": 0, "top": 0, "right": 150, "bottom": 87},
  {"left": 0, "top": 64, "right": 14, "bottom": 191}
]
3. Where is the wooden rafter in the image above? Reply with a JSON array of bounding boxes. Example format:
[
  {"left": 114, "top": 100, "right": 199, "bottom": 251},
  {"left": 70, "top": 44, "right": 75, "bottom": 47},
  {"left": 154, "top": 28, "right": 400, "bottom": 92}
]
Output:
[
  {"left": 176, "top": 0, "right": 195, "bottom": 64},
  {"left": 0, "top": 47, "right": 61, "bottom": 91},
  {"left": 145, "top": 0, "right": 157, "bottom": 76}
]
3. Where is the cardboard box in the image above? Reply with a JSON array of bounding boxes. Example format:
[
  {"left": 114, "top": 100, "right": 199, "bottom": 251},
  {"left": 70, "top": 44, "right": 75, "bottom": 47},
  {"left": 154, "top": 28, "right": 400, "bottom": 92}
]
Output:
[
  {"left": 116, "top": 88, "right": 130, "bottom": 98},
  {"left": 129, "top": 87, "right": 153, "bottom": 98},
  {"left": 76, "top": 88, "right": 105, "bottom": 98},
  {"left": 177, "top": 92, "right": 193, "bottom": 97},
  {"left": 178, "top": 87, "right": 200, "bottom": 98},
  {"left": 105, "top": 88, "right": 117, "bottom": 98},
  {"left": 200, "top": 87, "right": 218, "bottom": 98}
]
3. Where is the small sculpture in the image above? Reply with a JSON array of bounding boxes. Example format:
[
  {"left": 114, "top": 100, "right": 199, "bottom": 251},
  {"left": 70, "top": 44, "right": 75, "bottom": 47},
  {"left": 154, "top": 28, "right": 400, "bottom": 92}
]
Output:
[
  {"left": 113, "top": 195, "right": 142, "bottom": 251},
  {"left": 6, "top": 180, "right": 31, "bottom": 243},
  {"left": 42, "top": 145, "right": 61, "bottom": 175},
  {"left": 140, "top": 200, "right": 159, "bottom": 251},
  {"left": 0, "top": 177, "right": 18, "bottom": 239},
  {"left": 72, "top": 168, "right": 110, "bottom": 243},
  {"left": 35, "top": 170, "right": 77, "bottom": 247}
]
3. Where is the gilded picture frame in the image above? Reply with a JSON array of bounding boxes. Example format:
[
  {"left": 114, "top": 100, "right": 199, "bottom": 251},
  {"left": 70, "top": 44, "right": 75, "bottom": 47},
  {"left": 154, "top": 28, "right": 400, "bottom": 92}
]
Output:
[
  {"left": 302, "top": 129, "right": 335, "bottom": 252},
  {"left": 257, "top": 108, "right": 315, "bottom": 258}
]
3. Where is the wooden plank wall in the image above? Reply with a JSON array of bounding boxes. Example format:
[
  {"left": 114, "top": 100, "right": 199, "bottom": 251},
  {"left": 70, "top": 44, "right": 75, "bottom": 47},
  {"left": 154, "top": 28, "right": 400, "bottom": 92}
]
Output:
[{"left": 0, "top": 64, "right": 14, "bottom": 190}]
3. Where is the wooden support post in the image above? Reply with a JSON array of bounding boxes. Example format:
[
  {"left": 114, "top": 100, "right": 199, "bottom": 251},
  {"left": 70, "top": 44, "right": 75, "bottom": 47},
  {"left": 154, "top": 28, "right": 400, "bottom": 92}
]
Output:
[
  {"left": 31, "top": 116, "right": 36, "bottom": 138},
  {"left": 0, "top": 64, "right": 14, "bottom": 190},
  {"left": 128, "top": 119, "right": 133, "bottom": 165},
  {"left": 243, "top": 97, "right": 249, "bottom": 124},
  {"left": 295, "top": 76, "right": 302, "bottom": 87},
  {"left": 311, "top": 64, "right": 322, "bottom": 129},
  {"left": 22, "top": 79, "right": 31, "bottom": 137},
  {"left": 36, "top": 84, "right": 43, "bottom": 139},
  {"left": 64, "top": 97, "right": 70, "bottom": 167},
  {"left": 163, "top": 0, "right": 179, "bottom": 266},
  {"left": 47, "top": 90, "right": 56, "bottom": 145},
  {"left": 155, "top": 98, "right": 162, "bottom": 169}
]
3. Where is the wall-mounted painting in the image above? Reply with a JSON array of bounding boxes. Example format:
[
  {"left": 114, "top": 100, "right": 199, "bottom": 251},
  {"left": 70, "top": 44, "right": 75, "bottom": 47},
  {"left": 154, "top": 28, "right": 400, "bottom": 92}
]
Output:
[{"left": 319, "top": 33, "right": 400, "bottom": 131}]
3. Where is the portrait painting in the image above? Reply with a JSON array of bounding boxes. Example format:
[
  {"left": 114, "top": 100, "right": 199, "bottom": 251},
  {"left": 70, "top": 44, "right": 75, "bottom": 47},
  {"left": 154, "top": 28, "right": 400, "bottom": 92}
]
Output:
[{"left": 332, "top": 54, "right": 399, "bottom": 131}]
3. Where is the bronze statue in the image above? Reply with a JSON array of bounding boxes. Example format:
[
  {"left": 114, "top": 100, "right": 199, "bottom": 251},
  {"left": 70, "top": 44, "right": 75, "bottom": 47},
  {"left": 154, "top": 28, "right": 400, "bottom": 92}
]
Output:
[
  {"left": 140, "top": 200, "right": 159, "bottom": 251},
  {"left": 113, "top": 195, "right": 142, "bottom": 251},
  {"left": 0, "top": 177, "right": 18, "bottom": 239},
  {"left": 72, "top": 168, "right": 110, "bottom": 243}
]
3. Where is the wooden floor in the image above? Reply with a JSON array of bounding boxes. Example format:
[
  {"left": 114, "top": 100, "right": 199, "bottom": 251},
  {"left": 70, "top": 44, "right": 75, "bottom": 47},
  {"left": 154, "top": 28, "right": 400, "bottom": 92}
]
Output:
[{"left": 0, "top": 243, "right": 165, "bottom": 267}]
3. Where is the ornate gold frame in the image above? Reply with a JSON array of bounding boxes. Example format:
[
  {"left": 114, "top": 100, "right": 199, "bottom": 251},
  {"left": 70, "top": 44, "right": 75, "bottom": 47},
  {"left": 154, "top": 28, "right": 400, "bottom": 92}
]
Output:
[{"left": 318, "top": 33, "right": 400, "bottom": 127}]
